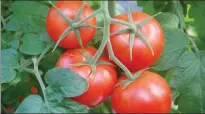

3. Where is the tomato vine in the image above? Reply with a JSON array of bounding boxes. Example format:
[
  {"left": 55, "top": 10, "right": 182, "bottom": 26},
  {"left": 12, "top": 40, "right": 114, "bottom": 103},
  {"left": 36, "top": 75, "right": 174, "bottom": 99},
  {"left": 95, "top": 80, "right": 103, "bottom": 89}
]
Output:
[{"left": 1, "top": 0, "right": 205, "bottom": 113}]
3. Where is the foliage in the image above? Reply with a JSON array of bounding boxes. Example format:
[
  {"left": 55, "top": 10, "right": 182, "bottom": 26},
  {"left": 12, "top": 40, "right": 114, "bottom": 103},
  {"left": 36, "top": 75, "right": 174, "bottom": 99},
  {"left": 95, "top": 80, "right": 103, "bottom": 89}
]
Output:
[{"left": 1, "top": 0, "right": 205, "bottom": 113}]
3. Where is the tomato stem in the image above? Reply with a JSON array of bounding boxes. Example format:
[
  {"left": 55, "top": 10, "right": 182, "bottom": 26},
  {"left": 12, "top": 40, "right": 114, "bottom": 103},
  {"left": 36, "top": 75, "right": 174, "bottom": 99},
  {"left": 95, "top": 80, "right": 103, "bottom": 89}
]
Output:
[
  {"left": 111, "top": 18, "right": 131, "bottom": 27},
  {"left": 77, "top": 8, "right": 102, "bottom": 26},
  {"left": 108, "top": 1, "right": 116, "bottom": 17},
  {"left": 89, "top": 1, "right": 135, "bottom": 80},
  {"left": 90, "top": 1, "right": 110, "bottom": 64},
  {"left": 21, "top": 46, "right": 51, "bottom": 112},
  {"left": 32, "top": 48, "right": 51, "bottom": 112},
  {"left": 188, "top": 36, "right": 200, "bottom": 57}
]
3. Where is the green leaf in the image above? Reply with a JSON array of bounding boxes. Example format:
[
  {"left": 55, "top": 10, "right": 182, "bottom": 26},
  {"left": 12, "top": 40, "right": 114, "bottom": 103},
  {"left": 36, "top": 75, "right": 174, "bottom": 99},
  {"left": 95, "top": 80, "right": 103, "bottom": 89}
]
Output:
[
  {"left": 188, "top": 2, "right": 205, "bottom": 41},
  {"left": 160, "top": 1, "right": 185, "bottom": 29},
  {"left": 2, "top": 85, "right": 21, "bottom": 104},
  {"left": 6, "top": 1, "right": 49, "bottom": 33},
  {"left": 40, "top": 29, "right": 54, "bottom": 46},
  {"left": 88, "top": 29, "right": 103, "bottom": 48},
  {"left": 45, "top": 87, "right": 89, "bottom": 113},
  {"left": 1, "top": 32, "right": 19, "bottom": 49},
  {"left": 1, "top": 48, "right": 20, "bottom": 69},
  {"left": 15, "top": 95, "right": 48, "bottom": 113},
  {"left": 20, "top": 33, "right": 47, "bottom": 55},
  {"left": 93, "top": 99, "right": 112, "bottom": 113},
  {"left": 138, "top": 1, "right": 154, "bottom": 15},
  {"left": 154, "top": 28, "right": 188, "bottom": 70},
  {"left": 155, "top": 12, "right": 179, "bottom": 29},
  {"left": 171, "top": 51, "right": 205, "bottom": 113},
  {"left": 44, "top": 68, "right": 88, "bottom": 97},
  {"left": 40, "top": 50, "right": 62, "bottom": 71},
  {"left": 1, "top": 68, "right": 16, "bottom": 84},
  {"left": 137, "top": 0, "right": 149, "bottom": 6}
]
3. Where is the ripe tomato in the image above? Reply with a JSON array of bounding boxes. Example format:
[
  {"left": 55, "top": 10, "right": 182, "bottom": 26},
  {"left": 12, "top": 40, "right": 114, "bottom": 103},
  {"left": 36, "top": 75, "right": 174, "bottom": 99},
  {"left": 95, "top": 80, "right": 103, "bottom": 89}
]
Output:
[
  {"left": 46, "top": 1, "right": 96, "bottom": 48},
  {"left": 56, "top": 46, "right": 117, "bottom": 107},
  {"left": 6, "top": 105, "right": 13, "bottom": 111},
  {"left": 19, "top": 96, "right": 24, "bottom": 102},
  {"left": 30, "top": 86, "right": 38, "bottom": 94},
  {"left": 111, "top": 71, "right": 172, "bottom": 113},
  {"left": 110, "top": 12, "right": 164, "bottom": 72}
]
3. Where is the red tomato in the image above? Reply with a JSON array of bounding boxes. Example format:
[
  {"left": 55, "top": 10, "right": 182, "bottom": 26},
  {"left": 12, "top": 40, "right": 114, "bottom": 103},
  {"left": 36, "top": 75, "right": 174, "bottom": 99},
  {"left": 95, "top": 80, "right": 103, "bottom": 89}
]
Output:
[
  {"left": 109, "top": 12, "right": 164, "bottom": 72},
  {"left": 30, "top": 86, "right": 38, "bottom": 94},
  {"left": 19, "top": 96, "right": 24, "bottom": 102},
  {"left": 6, "top": 105, "right": 13, "bottom": 111},
  {"left": 56, "top": 46, "right": 117, "bottom": 107},
  {"left": 46, "top": 1, "right": 96, "bottom": 48},
  {"left": 111, "top": 71, "right": 172, "bottom": 113}
]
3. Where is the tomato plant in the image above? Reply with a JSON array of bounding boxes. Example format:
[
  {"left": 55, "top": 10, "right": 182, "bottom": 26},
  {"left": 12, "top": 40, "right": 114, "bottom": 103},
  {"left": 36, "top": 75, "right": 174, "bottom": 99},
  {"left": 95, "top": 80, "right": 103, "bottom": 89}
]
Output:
[
  {"left": 111, "top": 71, "right": 172, "bottom": 113},
  {"left": 1, "top": 0, "right": 205, "bottom": 113},
  {"left": 46, "top": 1, "right": 96, "bottom": 48},
  {"left": 110, "top": 12, "right": 164, "bottom": 72},
  {"left": 56, "top": 46, "right": 117, "bottom": 107}
]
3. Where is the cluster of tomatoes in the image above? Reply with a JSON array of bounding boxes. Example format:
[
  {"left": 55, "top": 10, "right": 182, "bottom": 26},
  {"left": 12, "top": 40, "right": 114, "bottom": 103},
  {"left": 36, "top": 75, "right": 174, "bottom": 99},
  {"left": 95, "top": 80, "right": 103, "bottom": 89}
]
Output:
[{"left": 46, "top": 1, "right": 171, "bottom": 113}]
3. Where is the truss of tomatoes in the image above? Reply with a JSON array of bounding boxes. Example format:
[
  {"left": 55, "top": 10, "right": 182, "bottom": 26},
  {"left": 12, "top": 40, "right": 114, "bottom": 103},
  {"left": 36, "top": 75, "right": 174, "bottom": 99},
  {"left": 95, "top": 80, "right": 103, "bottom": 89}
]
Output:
[{"left": 46, "top": 1, "right": 172, "bottom": 113}]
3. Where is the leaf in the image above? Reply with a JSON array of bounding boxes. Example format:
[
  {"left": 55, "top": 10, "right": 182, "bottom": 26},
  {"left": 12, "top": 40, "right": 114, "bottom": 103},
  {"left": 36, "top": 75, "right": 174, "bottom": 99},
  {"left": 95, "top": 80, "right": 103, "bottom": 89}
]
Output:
[
  {"left": 45, "top": 87, "right": 89, "bottom": 113},
  {"left": 93, "top": 98, "right": 112, "bottom": 113},
  {"left": 137, "top": 0, "right": 148, "bottom": 6},
  {"left": 171, "top": 51, "right": 205, "bottom": 113},
  {"left": 15, "top": 95, "right": 48, "bottom": 113},
  {"left": 40, "top": 29, "right": 54, "bottom": 46},
  {"left": 20, "top": 33, "right": 47, "bottom": 55},
  {"left": 160, "top": 1, "right": 185, "bottom": 29},
  {"left": 188, "top": 2, "right": 205, "bottom": 41},
  {"left": 1, "top": 32, "right": 19, "bottom": 49},
  {"left": 154, "top": 28, "right": 188, "bottom": 70},
  {"left": 138, "top": 1, "right": 154, "bottom": 15},
  {"left": 1, "top": 68, "right": 16, "bottom": 84},
  {"left": 6, "top": 1, "right": 49, "bottom": 33},
  {"left": 155, "top": 12, "right": 179, "bottom": 29},
  {"left": 89, "top": 29, "right": 103, "bottom": 48},
  {"left": 40, "top": 50, "right": 62, "bottom": 71},
  {"left": 44, "top": 68, "right": 88, "bottom": 97},
  {"left": 2, "top": 85, "right": 21, "bottom": 104},
  {"left": 1, "top": 48, "right": 20, "bottom": 69}
]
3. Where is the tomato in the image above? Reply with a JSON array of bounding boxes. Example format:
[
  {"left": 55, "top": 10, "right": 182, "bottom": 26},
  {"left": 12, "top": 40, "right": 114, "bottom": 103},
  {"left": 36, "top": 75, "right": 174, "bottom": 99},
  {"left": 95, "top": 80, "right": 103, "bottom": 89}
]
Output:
[
  {"left": 109, "top": 12, "right": 164, "bottom": 72},
  {"left": 6, "top": 105, "right": 13, "bottom": 111},
  {"left": 30, "top": 86, "right": 38, "bottom": 94},
  {"left": 111, "top": 71, "right": 172, "bottom": 113},
  {"left": 46, "top": 1, "right": 96, "bottom": 48},
  {"left": 56, "top": 46, "right": 117, "bottom": 107},
  {"left": 19, "top": 96, "right": 24, "bottom": 102}
]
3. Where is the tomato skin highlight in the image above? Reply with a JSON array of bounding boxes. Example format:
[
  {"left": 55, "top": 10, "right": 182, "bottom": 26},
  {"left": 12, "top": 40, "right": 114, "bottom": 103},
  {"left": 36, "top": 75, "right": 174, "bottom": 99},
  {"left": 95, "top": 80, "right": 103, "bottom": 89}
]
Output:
[
  {"left": 30, "top": 86, "right": 38, "bottom": 94},
  {"left": 56, "top": 46, "right": 117, "bottom": 107},
  {"left": 111, "top": 71, "right": 172, "bottom": 113},
  {"left": 110, "top": 12, "right": 164, "bottom": 72},
  {"left": 46, "top": 1, "right": 96, "bottom": 48}
]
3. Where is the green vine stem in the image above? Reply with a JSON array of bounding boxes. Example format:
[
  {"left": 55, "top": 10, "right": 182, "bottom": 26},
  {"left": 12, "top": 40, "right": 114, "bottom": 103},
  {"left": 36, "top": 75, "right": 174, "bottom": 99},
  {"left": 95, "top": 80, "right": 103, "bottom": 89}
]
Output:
[
  {"left": 184, "top": 29, "right": 200, "bottom": 57},
  {"left": 108, "top": 1, "right": 116, "bottom": 17},
  {"left": 90, "top": 1, "right": 134, "bottom": 80},
  {"left": 188, "top": 36, "right": 200, "bottom": 57},
  {"left": 22, "top": 46, "right": 51, "bottom": 112}
]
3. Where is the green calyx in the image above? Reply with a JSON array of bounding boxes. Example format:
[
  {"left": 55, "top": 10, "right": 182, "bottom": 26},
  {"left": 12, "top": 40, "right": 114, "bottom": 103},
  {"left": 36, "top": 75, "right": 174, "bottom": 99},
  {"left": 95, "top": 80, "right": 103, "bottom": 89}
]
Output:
[
  {"left": 110, "top": 11, "right": 162, "bottom": 61},
  {"left": 115, "top": 67, "right": 152, "bottom": 89},
  {"left": 68, "top": 49, "right": 115, "bottom": 79},
  {"left": 49, "top": 1, "right": 100, "bottom": 52}
]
